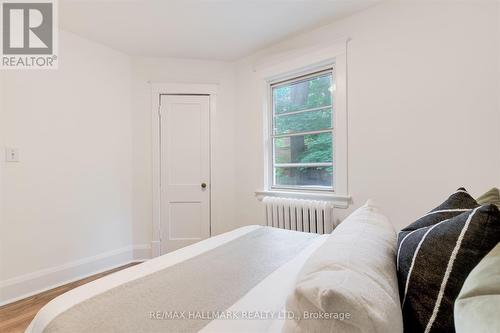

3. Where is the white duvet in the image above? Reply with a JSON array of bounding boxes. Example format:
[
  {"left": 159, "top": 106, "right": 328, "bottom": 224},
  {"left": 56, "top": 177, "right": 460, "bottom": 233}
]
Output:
[{"left": 27, "top": 225, "right": 328, "bottom": 333}]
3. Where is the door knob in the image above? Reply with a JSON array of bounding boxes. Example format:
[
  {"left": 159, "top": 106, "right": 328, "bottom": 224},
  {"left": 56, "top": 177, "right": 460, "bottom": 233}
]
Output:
[{"left": 201, "top": 183, "right": 207, "bottom": 189}]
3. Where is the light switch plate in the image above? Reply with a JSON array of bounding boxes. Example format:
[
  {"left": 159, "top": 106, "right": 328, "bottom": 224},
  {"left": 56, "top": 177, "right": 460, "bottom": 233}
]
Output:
[{"left": 5, "top": 148, "right": 19, "bottom": 162}]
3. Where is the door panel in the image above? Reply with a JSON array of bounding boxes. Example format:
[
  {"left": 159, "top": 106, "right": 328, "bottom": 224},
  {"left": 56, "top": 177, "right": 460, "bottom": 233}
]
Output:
[
  {"left": 167, "top": 102, "right": 202, "bottom": 184},
  {"left": 160, "top": 95, "right": 210, "bottom": 253},
  {"left": 169, "top": 202, "right": 202, "bottom": 239}
]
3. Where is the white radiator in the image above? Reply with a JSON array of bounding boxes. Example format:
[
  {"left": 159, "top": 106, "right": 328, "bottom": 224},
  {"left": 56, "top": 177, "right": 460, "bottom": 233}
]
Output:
[{"left": 262, "top": 197, "right": 335, "bottom": 234}]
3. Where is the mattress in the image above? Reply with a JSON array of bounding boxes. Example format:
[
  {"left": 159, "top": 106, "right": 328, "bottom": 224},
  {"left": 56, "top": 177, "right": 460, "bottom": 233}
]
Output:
[{"left": 26, "top": 225, "right": 328, "bottom": 333}]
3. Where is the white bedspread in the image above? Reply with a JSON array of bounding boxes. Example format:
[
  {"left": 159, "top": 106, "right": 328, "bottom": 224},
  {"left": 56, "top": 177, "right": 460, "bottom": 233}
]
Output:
[{"left": 26, "top": 225, "right": 327, "bottom": 333}]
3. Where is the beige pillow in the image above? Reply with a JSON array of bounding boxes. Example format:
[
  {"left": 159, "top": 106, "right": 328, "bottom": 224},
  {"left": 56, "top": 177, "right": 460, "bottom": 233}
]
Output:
[
  {"left": 283, "top": 201, "right": 403, "bottom": 333},
  {"left": 454, "top": 243, "right": 500, "bottom": 333},
  {"left": 476, "top": 188, "right": 500, "bottom": 208}
]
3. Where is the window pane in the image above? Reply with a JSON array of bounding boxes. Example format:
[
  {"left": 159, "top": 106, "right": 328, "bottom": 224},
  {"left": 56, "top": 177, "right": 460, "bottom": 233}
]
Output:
[
  {"left": 275, "top": 132, "right": 332, "bottom": 164},
  {"left": 273, "top": 73, "right": 332, "bottom": 115},
  {"left": 275, "top": 166, "right": 333, "bottom": 187},
  {"left": 274, "top": 107, "right": 332, "bottom": 135}
]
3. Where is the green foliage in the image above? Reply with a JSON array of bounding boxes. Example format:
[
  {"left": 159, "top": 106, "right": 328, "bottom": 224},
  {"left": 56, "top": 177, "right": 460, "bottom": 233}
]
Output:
[
  {"left": 274, "top": 108, "right": 331, "bottom": 134},
  {"left": 273, "top": 74, "right": 332, "bottom": 114},
  {"left": 301, "top": 133, "right": 332, "bottom": 163},
  {"left": 275, "top": 133, "right": 332, "bottom": 164}
]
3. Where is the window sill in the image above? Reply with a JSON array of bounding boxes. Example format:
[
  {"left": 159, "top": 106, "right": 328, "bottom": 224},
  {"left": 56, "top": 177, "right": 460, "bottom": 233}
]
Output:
[{"left": 255, "top": 190, "right": 351, "bottom": 208}]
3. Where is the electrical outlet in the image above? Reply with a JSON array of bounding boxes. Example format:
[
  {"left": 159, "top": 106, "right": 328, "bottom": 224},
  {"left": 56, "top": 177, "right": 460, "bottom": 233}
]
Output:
[{"left": 5, "top": 148, "right": 19, "bottom": 162}]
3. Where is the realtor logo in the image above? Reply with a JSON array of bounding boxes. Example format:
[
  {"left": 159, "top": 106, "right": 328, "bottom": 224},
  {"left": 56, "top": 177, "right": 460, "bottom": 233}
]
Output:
[{"left": 1, "top": 0, "right": 58, "bottom": 69}]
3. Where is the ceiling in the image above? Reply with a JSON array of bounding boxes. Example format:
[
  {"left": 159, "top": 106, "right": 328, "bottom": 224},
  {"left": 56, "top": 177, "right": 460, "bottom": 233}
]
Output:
[{"left": 60, "top": 0, "right": 379, "bottom": 61}]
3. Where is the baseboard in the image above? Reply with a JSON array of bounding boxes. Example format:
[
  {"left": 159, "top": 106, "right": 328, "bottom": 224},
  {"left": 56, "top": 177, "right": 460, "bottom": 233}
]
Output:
[
  {"left": 0, "top": 246, "right": 137, "bottom": 306},
  {"left": 133, "top": 244, "right": 152, "bottom": 261},
  {"left": 151, "top": 240, "right": 161, "bottom": 258}
]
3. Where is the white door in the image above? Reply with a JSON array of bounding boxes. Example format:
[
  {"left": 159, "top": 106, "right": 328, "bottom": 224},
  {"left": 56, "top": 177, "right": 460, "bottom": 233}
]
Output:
[{"left": 160, "top": 94, "right": 210, "bottom": 253}]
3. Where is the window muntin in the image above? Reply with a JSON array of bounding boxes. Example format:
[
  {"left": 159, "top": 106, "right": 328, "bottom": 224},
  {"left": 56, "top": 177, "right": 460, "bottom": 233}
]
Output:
[{"left": 271, "top": 68, "right": 335, "bottom": 191}]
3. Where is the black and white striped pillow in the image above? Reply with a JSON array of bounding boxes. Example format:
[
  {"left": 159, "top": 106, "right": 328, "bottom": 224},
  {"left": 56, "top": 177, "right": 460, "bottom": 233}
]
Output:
[
  {"left": 397, "top": 188, "right": 500, "bottom": 333},
  {"left": 399, "top": 188, "right": 479, "bottom": 234}
]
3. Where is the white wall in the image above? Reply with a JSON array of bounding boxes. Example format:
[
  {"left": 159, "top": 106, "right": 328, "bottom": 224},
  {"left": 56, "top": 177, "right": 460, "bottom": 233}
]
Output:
[
  {"left": 0, "top": 31, "right": 133, "bottom": 303},
  {"left": 0, "top": 71, "right": 5, "bottom": 291},
  {"left": 130, "top": 57, "right": 237, "bottom": 248},
  {"left": 0, "top": 35, "right": 239, "bottom": 302},
  {"left": 233, "top": 1, "right": 500, "bottom": 230}
]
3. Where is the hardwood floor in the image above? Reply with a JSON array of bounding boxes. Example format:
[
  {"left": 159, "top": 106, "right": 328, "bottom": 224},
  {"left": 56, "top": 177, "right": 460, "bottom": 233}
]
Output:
[{"left": 0, "top": 262, "right": 140, "bottom": 333}]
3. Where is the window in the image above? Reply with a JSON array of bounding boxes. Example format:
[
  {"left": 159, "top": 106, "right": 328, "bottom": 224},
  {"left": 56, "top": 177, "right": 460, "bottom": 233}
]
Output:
[
  {"left": 270, "top": 67, "right": 335, "bottom": 191},
  {"left": 257, "top": 41, "right": 348, "bottom": 204}
]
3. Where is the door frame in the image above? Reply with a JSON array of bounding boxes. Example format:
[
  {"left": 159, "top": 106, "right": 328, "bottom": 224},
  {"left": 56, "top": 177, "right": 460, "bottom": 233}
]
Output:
[{"left": 151, "top": 83, "right": 218, "bottom": 257}]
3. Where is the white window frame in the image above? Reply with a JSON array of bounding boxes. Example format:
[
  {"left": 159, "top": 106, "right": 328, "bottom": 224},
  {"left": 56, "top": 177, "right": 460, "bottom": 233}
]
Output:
[
  {"left": 269, "top": 67, "right": 335, "bottom": 192},
  {"left": 254, "top": 39, "right": 350, "bottom": 207}
]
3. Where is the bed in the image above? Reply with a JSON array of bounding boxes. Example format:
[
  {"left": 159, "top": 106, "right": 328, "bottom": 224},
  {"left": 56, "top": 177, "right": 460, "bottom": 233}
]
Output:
[
  {"left": 27, "top": 192, "right": 499, "bottom": 333},
  {"left": 26, "top": 225, "right": 329, "bottom": 333}
]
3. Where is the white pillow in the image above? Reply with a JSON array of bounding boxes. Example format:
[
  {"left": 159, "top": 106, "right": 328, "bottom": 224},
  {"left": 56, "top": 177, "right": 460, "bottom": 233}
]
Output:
[
  {"left": 283, "top": 200, "right": 403, "bottom": 333},
  {"left": 454, "top": 243, "right": 500, "bottom": 333}
]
